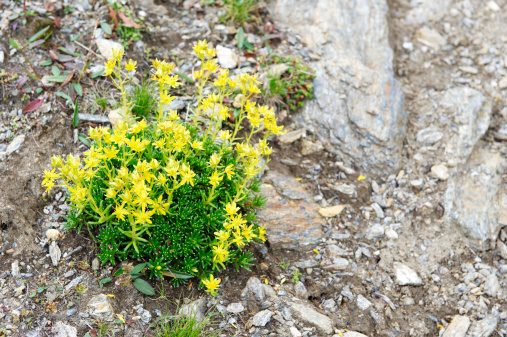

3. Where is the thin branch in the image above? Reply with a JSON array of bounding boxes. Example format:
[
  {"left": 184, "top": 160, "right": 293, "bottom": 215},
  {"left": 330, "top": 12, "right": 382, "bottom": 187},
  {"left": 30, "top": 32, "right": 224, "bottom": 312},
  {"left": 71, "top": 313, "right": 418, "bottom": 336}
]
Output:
[{"left": 78, "top": 20, "right": 100, "bottom": 82}]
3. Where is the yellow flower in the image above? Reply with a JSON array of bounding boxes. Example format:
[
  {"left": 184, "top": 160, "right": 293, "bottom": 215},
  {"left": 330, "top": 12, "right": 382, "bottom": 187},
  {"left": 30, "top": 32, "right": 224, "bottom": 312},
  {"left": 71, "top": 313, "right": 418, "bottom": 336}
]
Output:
[
  {"left": 191, "top": 140, "right": 203, "bottom": 150},
  {"left": 230, "top": 213, "right": 247, "bottom": 229},
  {"left": 160, "top": 90, "right": 175, "bottom": 105},
  {"left": 113, "top": 203, "right": 129, "bottom": 221},
  {"left": 193, "top": 70, "right": 204, "bottom": 80},
  {"left": 242, "top": 224, "right": 257, "bottom": 242},
  {"left": 131, "top": 119, "right": 148, "bottom": 134},
  {"left": 125, "top": 59, "right": 137, "bottom": 72},
  {"left": 232, "top": 233, "right": 245, "bottom": 248},
  {"left": 50, "top": 155, "right": 63, "bottom": 168},
  {"left": 148, "top": 195, "right": 170, "bottom": 215},
  {"left": 127, "top": 137, "right": 150, "bottom": 152},
  {"left": 212, "top": 243, "right": 229, "bottom": 264},
  {"left": 168, "top": 110, "right": 179, "bottom": 121},
  {"left": 180, "top": 163, "right": 196, "bottom": 186},
  {"left": 209, "top": 153, "right": 221, "bottom": 168},
  {"left": 202, "top": 274, "right": 221, "bottom": 293},
  {"left": 258, "top": 225, "right": 267, "bottom": 242},
  {"left": 219, "top": 130, "right": 231, "bottom": 141},
  {"left": 103, "top": 147, "right": 119, "bottom": 160},
  {"left": 225, "top": 202, "right": 239, "bottom": 217},
  {"left": 133, "top": 205, "right": 154, "bottom": 225},
  {"left": 214, "top": 230, "right": 230, "bottom": 242},
  {"left": 203, "top": 59, "right": 219, "bottom": 73},
  {"left": 104, "top": 59, "right": 115, "bottom": 76},
  {"left": 134, "top": 190, "right": 151, "bottom": 209},
  {"left": 156, "top": 173, "right": 168, "bottom": 185},
  {"left": 112, "top": 47, "right": 124, "bottom": 61},
  {"left": 209, "top": 171, "right": 223, "bottom": 187},
  {"left": 164, "top": 75, "right": 182, "bottom": 87},
  {"left": 224, "top": 164, "right": 235, "bottom": 180}
]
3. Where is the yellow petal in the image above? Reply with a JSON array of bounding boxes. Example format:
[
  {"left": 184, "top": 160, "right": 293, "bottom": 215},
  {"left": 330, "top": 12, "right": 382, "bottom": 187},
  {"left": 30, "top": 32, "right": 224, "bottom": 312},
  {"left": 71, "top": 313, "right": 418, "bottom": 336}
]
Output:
[
  {"left": 264, "top": 278, "right": 268, "bottom": 284},
  {"left": 116, "top": 314, "right": 125, "bottom": 323},
  {"left": 313, "top": 249, "right": 320, "bottom": 254},
  {"left": 107, "top": 294, "right": 115, "bottom": 297},
  {"left": 357, "top": 175, "right": 366, "bottom": 181}
]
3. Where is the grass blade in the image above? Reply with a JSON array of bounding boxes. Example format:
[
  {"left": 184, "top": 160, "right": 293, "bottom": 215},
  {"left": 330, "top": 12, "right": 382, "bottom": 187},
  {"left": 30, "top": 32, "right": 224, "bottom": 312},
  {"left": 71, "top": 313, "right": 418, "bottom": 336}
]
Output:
[
  {"left": 28, "top": 26, "right": 50, "bottom": 43},
  {"left": 73, "top": 98, "right": 79, "bottom": 127}
]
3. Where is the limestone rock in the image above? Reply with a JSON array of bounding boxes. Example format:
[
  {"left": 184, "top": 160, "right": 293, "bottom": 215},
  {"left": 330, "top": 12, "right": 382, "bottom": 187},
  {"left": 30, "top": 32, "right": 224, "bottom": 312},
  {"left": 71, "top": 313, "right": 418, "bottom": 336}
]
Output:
[
  {"left": 319, "top": 205, "right": 345, "bottom": 217},
  {"left": 343, "top": 332, "right": 370, "bottom": 337},
  {"left": 88, "top": 294, "right": 115, "bottom": 321},
  {"left": 51, "top": 321, "right": 77, "bottom": 337},
  {"left": 242, "top": 277, "right": 265, "bottom": 302},
  {"left": 301, "top": 140, "right": 324, "bottom": 155},
  {"left": 108, "top": 108, "right": 125, "bottom": 128},
  {"left": 410, "top": 88, "right": 491, "bottom": 166},
  {"left": 468, "top": 308, "right": 499, "bottom": 337},
  {"left": 251, "top": 310, "right": 272, "bottom": 327},
  {"left": 431, "top": 165, "right": 449, "bottom": 180},
  {"left": 216, "top": 46, "right": 238, "bottom": 69},
  {"left": 226, "top": 302, "right": 244, "bottom": 314},
  {"left": 279, "top": 129, "right": 305, "bottom": 144},
  {"left": 393, "top": 262, "right": 423, "bottom": 286},
  {"left": 442, "top": 315, "right": 470, "bottom": 337},
  {"left": 6, "top": 135, "right": 25, "bottom": 155},
  {"left": 271, "top": 0, "right": 406, "bottom": 176},
  {"left": 483, "top": 274, "right": 500, "bottom": 297},
  {"left": 417, "top": 26, "right": 447, "bottom": 49},
  {"left": 288, "top": 299, "right": 333, "bottom": 335},
  {"left": 444, "top": 146, "right": 506, "bottom": 250},
  {"left": 405, "top": 0, "right": 451, "bottom": 24},
  {"left": 49, "top": 241, "right": 61, "bottom": 266},
  {"left": 95, "top": 38, "right": 124, "bottom": 61},
  {"left": 179, "top": 298, "right": 207, "bottom": 322},
  {"left": 257, "top": 171, "right": 325, "bottom": 250},
  {"left": 46, "top": 229, "right": 60, "bottom": 240}
]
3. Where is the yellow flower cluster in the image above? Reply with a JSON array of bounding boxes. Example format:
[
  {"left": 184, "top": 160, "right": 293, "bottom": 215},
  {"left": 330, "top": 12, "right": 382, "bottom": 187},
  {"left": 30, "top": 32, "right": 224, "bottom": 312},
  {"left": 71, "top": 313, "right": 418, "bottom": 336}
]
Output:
[{"left": 43, "top": 40, "right": 283, "bottom": 297}]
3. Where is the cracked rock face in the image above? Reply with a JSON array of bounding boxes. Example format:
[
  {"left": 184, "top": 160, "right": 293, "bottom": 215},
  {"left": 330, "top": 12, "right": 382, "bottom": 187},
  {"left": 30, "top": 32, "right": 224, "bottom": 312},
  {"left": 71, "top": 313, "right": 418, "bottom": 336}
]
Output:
[
  {"left": 257, "top": 171, "right": 325, "bottom": 250},
  {"left": 444, "top": 146, "right": 507, "bottom": 250},
  {"left": 271, "top": 0, "right": 406, "bottom": 176}
]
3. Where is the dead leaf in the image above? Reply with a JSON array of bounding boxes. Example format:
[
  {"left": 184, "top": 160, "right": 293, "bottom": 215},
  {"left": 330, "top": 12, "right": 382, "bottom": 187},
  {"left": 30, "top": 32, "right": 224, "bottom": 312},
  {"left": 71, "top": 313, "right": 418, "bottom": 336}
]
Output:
[
  {"left": 49, "top": 50, "right": 59, "bottom": 61},
  {"left": 118, "top": 12, "right": 142, "bottom": 29},
  {"left": 58, "top": 72, "right": 74, "bottom": 88},
  {"left": 45, "top": 2, "right": 55, "bottom": 11},
  {"left": 16, "top": 76, "right": 28, "bottom": 89},
  {"left": 54, "top": 16, "right": 61, "bottom": 29},
  {"left": 22, "top": 98, "right": 44, "bottom": 113},
  {"left": 107, "top": 6, "right": 118, "bottom": 29},
  {"left": 28, "top": 39, "right": 45, "bottom": 49}
]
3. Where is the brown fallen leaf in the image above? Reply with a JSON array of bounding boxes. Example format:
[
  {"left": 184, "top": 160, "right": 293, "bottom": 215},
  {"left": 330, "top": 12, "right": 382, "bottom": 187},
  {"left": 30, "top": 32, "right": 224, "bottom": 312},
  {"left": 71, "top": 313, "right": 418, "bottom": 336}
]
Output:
[
  {"left": 58, "top": 72, "right": 74, "bottom": 89},
  {"left": 45, "top": 1, "right": 55, "bottom": 11},
  {"left": 118, "top": 11, "right": 142, "bottom": 29},
  {"left": 22, "top": 98, "right": 44, "bottom": 113},
  {"left": 54, "top": 16, "right": 61, "bottom": 29},
  {"left": 49, "top": 50, "right": 59, "bottom": 61}
]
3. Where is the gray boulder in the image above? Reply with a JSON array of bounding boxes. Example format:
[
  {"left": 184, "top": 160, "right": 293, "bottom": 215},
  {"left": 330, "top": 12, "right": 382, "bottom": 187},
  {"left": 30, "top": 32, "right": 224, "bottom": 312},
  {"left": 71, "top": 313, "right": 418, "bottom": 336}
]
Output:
[
  {"left": 444, "top": 146, "right": 506, "bottom": 250},
  {"left": 271, "top": 0, "right": 406, "bottom": 176}
]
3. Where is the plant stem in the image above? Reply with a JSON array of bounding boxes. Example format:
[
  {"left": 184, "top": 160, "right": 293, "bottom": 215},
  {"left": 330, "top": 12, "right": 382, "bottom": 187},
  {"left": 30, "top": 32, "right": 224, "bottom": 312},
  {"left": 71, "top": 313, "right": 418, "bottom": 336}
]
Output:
[{"left": 78, "top": 20, "right": 99, "bottom": 83}]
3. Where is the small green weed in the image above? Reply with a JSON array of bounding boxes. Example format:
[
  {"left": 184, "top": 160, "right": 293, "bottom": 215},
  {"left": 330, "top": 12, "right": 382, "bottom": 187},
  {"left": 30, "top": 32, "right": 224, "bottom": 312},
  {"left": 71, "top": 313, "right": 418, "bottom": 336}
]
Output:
[
  {"left": 127, "top": 77, "right": 157, "bottom": 119},
  {"left": 117, "top": 25, "right": 143, "bottom": 49},
  {"left": 291, "top": 269, "right": 302, "bottom": 283},
  {"left": 221, "top": 0, "right": 261, "bottom": 25},
  {"left": 279, "top": 262, "right": 290, "bottom": 270},
  {"left": 262, "top": 55, "right": 315, "bottom": 112},
  {"left": 154, "top": 310, "right": 220, "bottom": 337}
]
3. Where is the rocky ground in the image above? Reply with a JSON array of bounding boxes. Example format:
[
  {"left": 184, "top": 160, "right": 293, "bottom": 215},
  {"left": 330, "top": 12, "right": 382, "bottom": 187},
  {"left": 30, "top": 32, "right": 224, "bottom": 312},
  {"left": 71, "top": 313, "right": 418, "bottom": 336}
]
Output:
[{"left": 1, "top": 0, "right": 507, "bottom": 336}]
